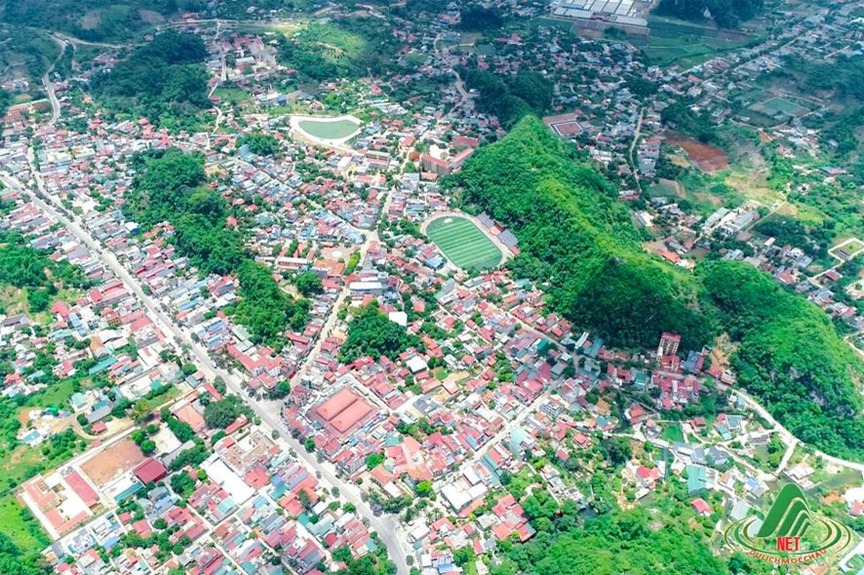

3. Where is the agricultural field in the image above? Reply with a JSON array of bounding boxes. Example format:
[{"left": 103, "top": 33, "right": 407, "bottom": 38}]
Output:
[
  {"left": 743, "top": 93, "right": 819, "bottom": 127},
  {"left": 425, "top": 215, "right": 504, "bottom": 271},
  {"left": 642, "top": 17, "right": 757, "bottom": 68}
]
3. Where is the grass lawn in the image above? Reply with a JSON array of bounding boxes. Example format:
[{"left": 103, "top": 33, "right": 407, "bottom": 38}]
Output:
[
  {"left": 133, "top": 385, "right": 182, "bottom": 415},
  {"left": 811, "top": 466, "right": 861, "bottom": 492},
  {"left": 661, "top": 423, "right": 685, "bottom": 443},
  {"left": 297, "top": 118, "right": 360, "bottom": 140},
  {"left": 212, "top": 87, "right": 252, "bottom": 104},
  {"left": 26, "top": 378, "right": 78, "bottom": 410},
  {"left": 0, "top": 435, "right": 87, "bottom": 495},
  {"left": 0, "top": 493, "right": 49, "bottom": 552},
  {"left": 425, "top": 215, "right": 504, "bottom": 271},
  {"left": 0, "top": 286, "right": 28, "bottom": 315}
]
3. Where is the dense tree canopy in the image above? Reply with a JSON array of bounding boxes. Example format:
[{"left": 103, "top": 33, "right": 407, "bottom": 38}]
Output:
[
  {"left": 660, "top": 102, "right": 718, "bottom": 144},
  {"left": 0, "top": 90, "right": 12, "bottom": 118},
  {"left": 126, "top": 149, "right": 308, "bottom": 343},
  {"left": 125, "top": 149, "right": 244, "bottom": 276},
  {"left": 0, "top": 230, "right": 92, "bottom": 312},
  {"left": 338, "top": 302, "right": 421, "bottom": 363},
  {"left": 458, "top": 5, "right": 504, "bottom": 31},
  {"left": 453, "top": 118, "right": 864, "bottom": 461},
  {"left": 231, "top": 261, "right": 310, "bottom": 346},
  {"left": 203, "top": 396, "right": 247, "bottom": 429},
  {"left": 700, "top": 261, "right": 864, "bottom": 460},
  {"left": 0, "top": 0, "right": 192, "bottom": 42},
  {"left": 237, "top": 133, "right": 281, "bottom": 156},
  {"left": 492, "top": 494, "right": 737, "bottom": 575},
  {"left": 294, "top": 271, "right": 324, "bottom": 297},
  {"left": 655, "top": 0, "right": 764, "bottom": 28},
  {"left": 0, "top": 533, "right": 50, "bottom": 575},
  {"left": 90, "top": 31, "right": 210, "bottom": 128},
  {"left": 459, "top": 69, "right": 553, "bottom": 128},
  {"left": 448, "top": 116, "right": 715, "bottom": 350}
]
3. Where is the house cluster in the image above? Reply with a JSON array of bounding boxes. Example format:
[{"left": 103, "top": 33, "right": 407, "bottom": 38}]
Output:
[
  {"left": 0, "top": 196, "right": 206, "bottom": 439},
  {"left": 27, "top": 394, "right": 381, "bottom": 575}
]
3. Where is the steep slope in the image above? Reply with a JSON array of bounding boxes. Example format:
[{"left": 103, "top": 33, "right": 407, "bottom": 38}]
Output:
[
  {"left": 701, "top": 261, "right": 864, "bottom": 460},
  {"left": 451, "top": 116, "right": 864, "bottom": 461},
  {"left": 449, "top": 116, "right": 715, "bottom": 350}
]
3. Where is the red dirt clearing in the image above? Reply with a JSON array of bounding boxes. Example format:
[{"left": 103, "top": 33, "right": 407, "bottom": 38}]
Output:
[
  {"left": 665, "top": 135, "right": 729, "bottom": 173},
  {"left": 80, "top": 439, "right": 146, "bottom": 486}
]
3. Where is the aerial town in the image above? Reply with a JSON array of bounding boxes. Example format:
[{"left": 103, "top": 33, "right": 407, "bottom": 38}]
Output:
[{"left": 2, "top": 0, "right": 864, "bottom": 574}]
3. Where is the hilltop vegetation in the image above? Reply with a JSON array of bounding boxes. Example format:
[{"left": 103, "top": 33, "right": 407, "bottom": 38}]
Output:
[
  {"left": 459, "top": 69, "right": 554, "bottom": 129},
  {"left": 655, "top": 0, "right": 764, "bottom": 28},
  {"left": 231, "top": 262, "right": 310, "bottom": 346},
  {"left": 452, "top": 116, "right": 864, "bottom": 461},
  {"left": 449, "top": 116, "right": 714, "bottom": 350},
  {"left": 700, "top": 261, "right": 864, "bottom": 460},
  {"left": 495, "top": 507, "right": 728, "bottom": 575},
  {"left": 277, "top": 19, "right": 403, "bottom": 84},
  {"left": 125, "top": 148, "right": 244, "bottom": 277},
  {"left": 0, "top": 0, "right": 185, "bottom": 42},
  {"left": 126, "top": 149, "right": 308, "bottom": 346},
  {"left": 89, "top": 31, "right": 210, "bottom": 129}
]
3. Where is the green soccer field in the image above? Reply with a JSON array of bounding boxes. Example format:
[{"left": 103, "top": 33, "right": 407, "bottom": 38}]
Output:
[
  {"left": 426, "top": 216, "right": 504, "bottom": 271},
  {"left": 297, "top": 118, "right": 360, "bottom": 140}
]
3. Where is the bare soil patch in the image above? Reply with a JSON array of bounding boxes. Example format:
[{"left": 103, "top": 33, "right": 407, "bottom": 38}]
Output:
[
  {"left": 80, "top": 439, "right": 145, "bottom": 486},
  {"left": 665, "top": 135, "right": 729, "bottom": 173},
  {"left": 79, "top": 10, "right": 101, "bottom": 30}
]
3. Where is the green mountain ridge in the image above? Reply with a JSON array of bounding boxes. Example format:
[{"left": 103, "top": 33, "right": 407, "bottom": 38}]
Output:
[
  {"left": 450, "top": 115, "right": 864, "bottom": 461},
  {"left": 449, "top": 115, "right": 714, "bottom": 350}
]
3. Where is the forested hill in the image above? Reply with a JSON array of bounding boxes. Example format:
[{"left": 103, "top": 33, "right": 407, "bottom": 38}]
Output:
[
  {"left": 449, "top": 116, "right": 715, "bottom": 351},
  {"left": 655, "top": 0, "right": 764, "bottom": 28},
  {"left": 700, "top": 261, "right": 864, "bottom": 460},
  {"left": 0, "top": 0, "right": 183, "bottom": 42},
  {"left": 449, "top": 115, "right": 864, "bottom": 461}
]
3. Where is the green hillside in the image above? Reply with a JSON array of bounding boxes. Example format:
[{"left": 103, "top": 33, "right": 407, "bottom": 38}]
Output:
[
  {"left": 451, "top": 116, "right": 864, "bottom": 461},
  {"left": 700, "top": 261, "right": 864, "bottom": 460},
  {"left": 449, "top": 116, "right": 715, "bottom": 350},
  {"left": 0, "top": 0, "right": 199, "bottom": 42}
]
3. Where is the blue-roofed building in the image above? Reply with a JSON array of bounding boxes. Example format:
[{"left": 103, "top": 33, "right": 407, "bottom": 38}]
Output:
[
  {"left": 69, "top": 392, "right": 87, "bottom": 411},
  {"left": 686, "top": 464, "right": 707, "bottom": 493},
  {"left": 425, "top": 255, "right": 445, "bottom": 269},
  {"left": 585, "top": 337, "right": 604, "bottom": 358},
  {"left": 88, "top": 356, "right": 117, "bottom": 375},
  {"left": 114, "top": 480, "right": 144, "bottom": 503}
]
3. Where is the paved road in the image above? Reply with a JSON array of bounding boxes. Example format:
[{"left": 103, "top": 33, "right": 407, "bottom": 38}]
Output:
[
  {"left": 735, "top": 390, "right": 864, "bottom": 473},
  {"left": 3, "top": 171, "right": 412, "bottom": 574},
  {"left": 628, "top": 108, "right": 644, "bottom": 193},
  {"left": 42, "top": 36, "right": 68, "bottom": 126}
]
